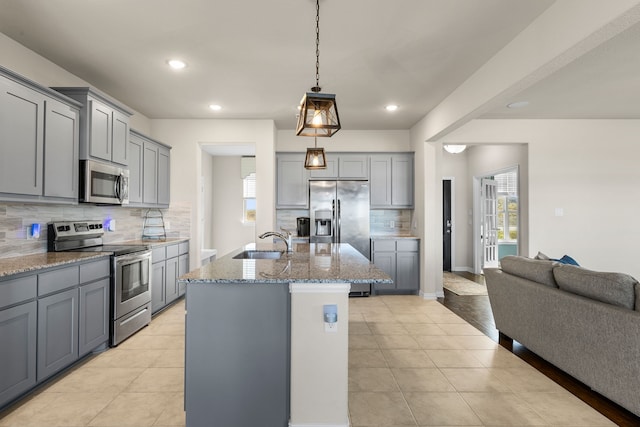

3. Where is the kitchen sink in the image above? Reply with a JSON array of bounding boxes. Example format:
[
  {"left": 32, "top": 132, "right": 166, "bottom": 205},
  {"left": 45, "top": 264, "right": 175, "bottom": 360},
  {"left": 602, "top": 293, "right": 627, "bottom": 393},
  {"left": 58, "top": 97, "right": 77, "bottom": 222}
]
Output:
[{"left": 232, "top": 250, "right": 283, "bottom": 260}]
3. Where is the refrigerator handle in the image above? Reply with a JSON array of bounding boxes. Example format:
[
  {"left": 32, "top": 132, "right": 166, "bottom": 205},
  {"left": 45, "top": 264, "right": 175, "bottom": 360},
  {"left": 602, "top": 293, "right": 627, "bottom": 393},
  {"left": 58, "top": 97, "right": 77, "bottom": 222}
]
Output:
[
  {"left": 332, "top": 199, "right": 336, "bottom": 243},
  {"left": 337, "top": 199, "right": 341, "bottom": 243}
]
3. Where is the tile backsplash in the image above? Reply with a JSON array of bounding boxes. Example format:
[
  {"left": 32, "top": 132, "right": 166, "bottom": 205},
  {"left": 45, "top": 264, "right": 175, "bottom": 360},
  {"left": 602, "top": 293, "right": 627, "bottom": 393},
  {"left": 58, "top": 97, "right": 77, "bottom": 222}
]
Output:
[
  {"left": 276, "top": 209, "right": 413, "bottom": 236},
  {"left": 0, "top": 201, "right": 191, "bottom": 258}
]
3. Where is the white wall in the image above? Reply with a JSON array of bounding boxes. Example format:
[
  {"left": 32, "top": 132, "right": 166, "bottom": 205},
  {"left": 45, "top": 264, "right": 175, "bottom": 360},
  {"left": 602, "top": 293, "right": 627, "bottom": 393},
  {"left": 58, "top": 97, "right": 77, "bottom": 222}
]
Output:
[
  {"left": 201, "top": 153, "right": 214, "bottom": 249},
  {"left": 446, "top": 119, "right": 640, "bottom": 279},
  {"left": 150, "top": 119, "right": 276, "bottom": 268},
  {"left": 211, "top": 156, "right": 255, "bottom": 257}
]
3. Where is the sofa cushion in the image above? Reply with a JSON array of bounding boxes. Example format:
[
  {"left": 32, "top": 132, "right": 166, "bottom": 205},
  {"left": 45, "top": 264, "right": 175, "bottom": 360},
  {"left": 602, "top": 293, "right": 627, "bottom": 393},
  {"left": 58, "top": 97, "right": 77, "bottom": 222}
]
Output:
[
  {"left": 500, "top": 256, "right": 558, "bottom": 288},
  {"left": 553, "top": 264, "right": 638, "bottom": 310}
]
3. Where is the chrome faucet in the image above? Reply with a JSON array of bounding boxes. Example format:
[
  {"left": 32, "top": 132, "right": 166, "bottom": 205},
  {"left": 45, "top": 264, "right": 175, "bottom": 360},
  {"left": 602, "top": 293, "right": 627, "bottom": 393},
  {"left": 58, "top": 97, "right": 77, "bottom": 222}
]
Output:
[{"left": 259, "top": 230, "right": 293, "bottom": 253}]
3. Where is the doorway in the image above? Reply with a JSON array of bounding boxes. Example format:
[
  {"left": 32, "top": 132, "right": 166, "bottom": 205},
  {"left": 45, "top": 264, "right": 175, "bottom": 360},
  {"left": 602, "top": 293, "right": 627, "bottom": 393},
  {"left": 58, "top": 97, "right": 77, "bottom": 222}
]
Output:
[{"left": 473, "top": 166, "right": 519, "bottom": 274}]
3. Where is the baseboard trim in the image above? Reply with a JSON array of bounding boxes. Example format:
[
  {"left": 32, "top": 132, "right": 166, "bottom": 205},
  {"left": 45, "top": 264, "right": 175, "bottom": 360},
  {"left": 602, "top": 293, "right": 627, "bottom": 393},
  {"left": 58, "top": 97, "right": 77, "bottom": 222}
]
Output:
[
  {"left": 289, "top": 423, "right": 350, "bottom": 427},
  {"left": 419, "top": 291, "right": 440, "bottom": 300}
]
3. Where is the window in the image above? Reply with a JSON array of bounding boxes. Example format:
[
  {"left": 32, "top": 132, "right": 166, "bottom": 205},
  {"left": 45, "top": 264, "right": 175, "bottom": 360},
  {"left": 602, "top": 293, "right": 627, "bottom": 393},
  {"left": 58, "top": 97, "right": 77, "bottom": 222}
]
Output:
[
  {"left": 495, "top": 171, "right": 518, "bottom": 242},
  {"left": 243, "top": 172, "right": 256, "bottom": 223}
]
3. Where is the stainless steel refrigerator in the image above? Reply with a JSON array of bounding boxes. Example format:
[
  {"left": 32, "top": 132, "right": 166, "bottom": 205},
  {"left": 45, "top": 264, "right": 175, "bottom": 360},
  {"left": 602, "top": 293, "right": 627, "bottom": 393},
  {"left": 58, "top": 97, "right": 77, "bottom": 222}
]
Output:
[{"left": 309, "top": 180, "right": 370, "bottom": 259}]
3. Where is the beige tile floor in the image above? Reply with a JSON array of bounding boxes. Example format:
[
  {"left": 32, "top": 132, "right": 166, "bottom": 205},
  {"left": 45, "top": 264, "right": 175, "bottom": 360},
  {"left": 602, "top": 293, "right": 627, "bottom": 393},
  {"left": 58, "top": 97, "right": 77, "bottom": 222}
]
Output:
[{"left": 0, "top": 295, "right": 615, "bottom": 427}]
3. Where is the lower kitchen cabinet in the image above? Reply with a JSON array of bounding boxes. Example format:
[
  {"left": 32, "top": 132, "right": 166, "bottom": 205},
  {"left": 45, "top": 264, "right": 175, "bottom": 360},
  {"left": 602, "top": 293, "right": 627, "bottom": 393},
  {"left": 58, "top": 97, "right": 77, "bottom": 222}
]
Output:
[
  {"left": 0, "top": 257, "right": 109, "bottom": 409},
  {"left": 151, "top": 240, "right": 189, "bottom": 314},
  {"left": 0, "top": 301, "right": 37, "bottom": 408},
  {"left": 371, "top": 238, "right": 420, "bottom": 294},
  {"left": 37, "top": 287, "right": 79, "bottom": 382},
  {"left": 78, "top": 278, "right": 109, "bottom": 357}
]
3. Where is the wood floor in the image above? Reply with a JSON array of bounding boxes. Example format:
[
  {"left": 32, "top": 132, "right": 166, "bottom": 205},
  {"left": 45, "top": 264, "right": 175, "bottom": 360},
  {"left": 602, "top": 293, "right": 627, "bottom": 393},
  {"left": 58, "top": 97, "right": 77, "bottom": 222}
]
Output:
[{"left": 439, "top": 272, "right": 640, "bottom": 427}]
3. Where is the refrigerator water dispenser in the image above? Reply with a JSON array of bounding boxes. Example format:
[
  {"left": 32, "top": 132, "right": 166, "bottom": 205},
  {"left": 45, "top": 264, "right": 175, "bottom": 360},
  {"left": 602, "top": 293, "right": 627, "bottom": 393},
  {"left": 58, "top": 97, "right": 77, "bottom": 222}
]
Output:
[{"left": 314, "top": 210, "right": 332, "bottom": 236}]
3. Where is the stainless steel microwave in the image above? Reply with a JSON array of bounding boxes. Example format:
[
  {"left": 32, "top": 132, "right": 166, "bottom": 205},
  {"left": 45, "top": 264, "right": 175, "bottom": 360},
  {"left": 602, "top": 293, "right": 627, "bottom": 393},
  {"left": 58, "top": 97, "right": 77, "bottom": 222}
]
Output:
[{"left": 80, "top": 159, "right": 129, "bottom": 205}]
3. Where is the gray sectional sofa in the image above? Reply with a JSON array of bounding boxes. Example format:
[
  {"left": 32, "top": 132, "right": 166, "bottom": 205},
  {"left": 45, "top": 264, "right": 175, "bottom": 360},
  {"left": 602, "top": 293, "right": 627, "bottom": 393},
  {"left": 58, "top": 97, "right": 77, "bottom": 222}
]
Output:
[{"left": 484, "top": 256, "right": 640, "bottom": 417}]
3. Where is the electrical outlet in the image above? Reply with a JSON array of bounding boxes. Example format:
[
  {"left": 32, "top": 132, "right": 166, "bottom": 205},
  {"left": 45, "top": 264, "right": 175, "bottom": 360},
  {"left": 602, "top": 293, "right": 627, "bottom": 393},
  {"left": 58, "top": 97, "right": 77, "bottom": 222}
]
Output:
[
  {"left": 324, "top": 322, "right": 337, "bottom": 333},
  {"left": 389, "top": 220, "right": 395, "bottom": 228},
  {"left": 165, "top": 221, "right": 171, "bottom": 230}
]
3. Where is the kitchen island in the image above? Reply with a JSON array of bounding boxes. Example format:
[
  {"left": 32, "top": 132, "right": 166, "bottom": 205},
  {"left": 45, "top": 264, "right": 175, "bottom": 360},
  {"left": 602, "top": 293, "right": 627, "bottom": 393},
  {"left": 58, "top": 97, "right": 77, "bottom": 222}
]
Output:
[{"left": 179, "top": 242, "right": 392, "bottom": 427}]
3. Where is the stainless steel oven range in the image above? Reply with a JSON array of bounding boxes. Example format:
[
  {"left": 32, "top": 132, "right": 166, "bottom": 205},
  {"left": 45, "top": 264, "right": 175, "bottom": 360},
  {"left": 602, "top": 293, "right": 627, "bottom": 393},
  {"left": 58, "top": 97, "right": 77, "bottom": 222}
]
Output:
[{"left": 48, "top": 220, "right": 152, "bottom": 346}]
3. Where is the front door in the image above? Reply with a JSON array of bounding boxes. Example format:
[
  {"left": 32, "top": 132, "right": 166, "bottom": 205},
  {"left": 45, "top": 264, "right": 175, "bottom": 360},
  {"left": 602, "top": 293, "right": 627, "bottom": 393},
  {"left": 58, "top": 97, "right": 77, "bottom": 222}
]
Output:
[
  {"left": 443, "top": 180, "right": 452, "bottom": 271},
  {"left": 481, "top": 178, "right": 499, "bottom": 269}
]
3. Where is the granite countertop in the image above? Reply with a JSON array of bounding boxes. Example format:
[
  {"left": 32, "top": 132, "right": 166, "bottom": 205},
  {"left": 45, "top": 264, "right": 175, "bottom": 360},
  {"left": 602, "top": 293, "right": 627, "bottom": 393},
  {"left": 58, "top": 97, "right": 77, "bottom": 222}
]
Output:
[
  {"left": 179, "top": 242, "right": 393, "bottom": 284},
  {"left": 0, "top": 252, "right": 111, "bottom": 278}
]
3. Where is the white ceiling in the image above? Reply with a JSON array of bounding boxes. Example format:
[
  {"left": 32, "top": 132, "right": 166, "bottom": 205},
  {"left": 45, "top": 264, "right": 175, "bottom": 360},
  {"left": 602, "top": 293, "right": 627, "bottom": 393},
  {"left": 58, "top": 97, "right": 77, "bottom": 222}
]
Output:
[{"left": 1, "top": 0, "right": 638, "bottom": 131}]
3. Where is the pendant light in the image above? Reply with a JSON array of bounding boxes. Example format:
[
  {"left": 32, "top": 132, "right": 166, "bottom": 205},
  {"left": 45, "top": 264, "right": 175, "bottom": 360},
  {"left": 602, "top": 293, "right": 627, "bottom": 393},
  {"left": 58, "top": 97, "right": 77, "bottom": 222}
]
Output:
[
  {"left": 304, "top": 137, "right": 327, "bottom": 170},
  {"left": 296, "top": 0, "right": 341, "bottom": 139}
]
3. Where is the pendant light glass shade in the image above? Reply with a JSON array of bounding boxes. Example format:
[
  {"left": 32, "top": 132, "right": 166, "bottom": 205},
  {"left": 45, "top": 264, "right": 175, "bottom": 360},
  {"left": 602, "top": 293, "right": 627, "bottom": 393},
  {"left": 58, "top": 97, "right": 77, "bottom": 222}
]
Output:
[
  {"left": 304, "top": 147, "right": 327, "bottom": 169},
  {"left": 296, "top": 92, "right": 341, "bottom": 137}
]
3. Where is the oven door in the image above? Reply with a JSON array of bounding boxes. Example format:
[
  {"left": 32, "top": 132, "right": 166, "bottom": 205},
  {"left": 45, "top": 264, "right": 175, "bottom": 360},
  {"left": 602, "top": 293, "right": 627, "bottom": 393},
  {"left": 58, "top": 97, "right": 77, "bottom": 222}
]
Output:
[{"left": 114, "top": 251, "right": 152, "bottom": 319}]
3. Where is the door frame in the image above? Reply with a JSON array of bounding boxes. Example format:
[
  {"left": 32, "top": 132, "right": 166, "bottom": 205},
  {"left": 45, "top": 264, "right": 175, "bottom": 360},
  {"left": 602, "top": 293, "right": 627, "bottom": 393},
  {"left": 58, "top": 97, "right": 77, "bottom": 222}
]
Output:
[
  {"left": 442, "top": 176, "right": 456, "bottom": 272},
  {"left": 472, "top": 165, "right": 520, "bottom": 274}
]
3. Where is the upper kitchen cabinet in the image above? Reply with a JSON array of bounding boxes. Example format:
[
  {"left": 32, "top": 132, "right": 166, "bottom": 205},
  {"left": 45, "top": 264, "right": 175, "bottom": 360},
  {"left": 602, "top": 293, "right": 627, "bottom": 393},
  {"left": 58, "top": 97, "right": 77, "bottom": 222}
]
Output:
[
  {"left": 53, "top": 87, "right": 132, "bottom": 167},
  {"left": 370, "top": 153, "right": 414, "bottom": 209},
  {"left": 309, "top": 153, "right": 368, "bottom": 180},
  {"left": 129, "top": 130, "right": 171, "bottom": 208},
  {"left": 276, "top": 153, "right": 309, "bottom": 208},
  {"left": 0, "top": 66, "right": 80, "bottom": 204}
]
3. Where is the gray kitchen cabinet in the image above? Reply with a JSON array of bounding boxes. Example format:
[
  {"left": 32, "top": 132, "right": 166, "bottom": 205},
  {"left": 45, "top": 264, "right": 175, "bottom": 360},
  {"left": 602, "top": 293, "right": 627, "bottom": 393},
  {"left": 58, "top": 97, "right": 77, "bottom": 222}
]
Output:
[
  {"left": 0, "top": 257, "right": 109, "bottom": 408},
  {"left": 52, "top": 87, "right": 132, "bottom": 166},
  {"left": 0, "top": 77, "right": 44, "bottom": 197},
  {"left": 143, "top": 140, "right": 158, "bottom": 205},
  {"left": 276, "top": 153, "right": 309, "bottom": 208},
  {"left": 44, "top": 98, "right": 80, "bottom": 200},
  {"left": 151, "top": 240, "right": 189, "bottom": 313},
  {"left": 157, "top": 146, "right": 170, "bottom": 206},
  {"left": 37, "top": 287, "right": 79, "bottom": 382},
  {"left": 0, "top": 272, "right": 37, "bottom": 408},
  {"left": 129, "top": 130, "right": 171, "bottom": 208},
  {"left": 309, "top": 153, "right": 338, "bottom": 179},
  {"left": 178, "top": 242, "right": 190, "bottom": 297},
  {"left": 151, "top": 260, "right": 166, "bottom": 313},
  {"left": 128, "top": 134, "right": 144, "bottom": 203},
  {"left": 185, "top": 282, "right": 290, "bottom": 427},
  {"left": 78, "top": 278, "right": 109, "bottom": 357},
  {"left": 370, "top": 153, "right": 414, "bottom": 208},
  {"left": 165, "top": 256, "right": 179, "bottom": 305},
  {"left": 371, "top": 238, "right": 419, "bottom": 294},
  {"left": 0, "top": 67, "right": 80, "bottom": 204},
  {"left": 308, "top": 153, "right": 368, "bottom": 180},
  {"left": 338, "top": 154, "right": 368, "bottom": 179}
]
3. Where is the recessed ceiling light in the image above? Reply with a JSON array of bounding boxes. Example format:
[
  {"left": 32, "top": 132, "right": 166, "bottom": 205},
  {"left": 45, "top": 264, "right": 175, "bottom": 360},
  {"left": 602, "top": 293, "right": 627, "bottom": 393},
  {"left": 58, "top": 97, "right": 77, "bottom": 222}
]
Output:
[
  {"left": 507, "top": 101, "right": 529, "bottom": 109},
  {"left": 209, "top": 104, "right": 222, "bottom": 111},
  {"left": 168, "top": 59, "right": 187, "bottom": 70},
  {"left": 385, "top": 104, "right": 398, "bottom": 112}
]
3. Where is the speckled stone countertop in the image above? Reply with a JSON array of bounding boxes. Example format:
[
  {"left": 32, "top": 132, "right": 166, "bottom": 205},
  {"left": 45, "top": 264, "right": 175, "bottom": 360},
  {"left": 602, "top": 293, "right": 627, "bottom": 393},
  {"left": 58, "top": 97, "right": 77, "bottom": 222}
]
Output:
[
  {"left": 179, "top": 242, "right": 393, "bottom": 284},
  {"left": 0, "top": 252, "right": 111, "bottom": 278}
]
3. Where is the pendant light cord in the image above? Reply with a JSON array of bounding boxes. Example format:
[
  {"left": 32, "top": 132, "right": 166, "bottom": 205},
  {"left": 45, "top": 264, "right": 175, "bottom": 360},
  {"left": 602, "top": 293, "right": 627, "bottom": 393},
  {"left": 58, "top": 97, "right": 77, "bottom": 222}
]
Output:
[{"left": 314, "top": 0, "right": 321, "bottom": 92}]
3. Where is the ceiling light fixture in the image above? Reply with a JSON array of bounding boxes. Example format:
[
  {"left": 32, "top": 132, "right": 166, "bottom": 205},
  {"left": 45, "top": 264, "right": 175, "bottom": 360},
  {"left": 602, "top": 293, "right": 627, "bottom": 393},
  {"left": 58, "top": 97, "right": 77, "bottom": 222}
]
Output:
[
  {"left": 297, "top": 0, "right": 340, "bottom": 141},
  {"left": 443, "top": 144, "right": 467, "bottom": 154},
  {"left": 385, "top": 105, "right": 398, "bottom": 112},
  {"left": 507, "top": 100, "right": 529, "bottom": 109},
  {"left": 209, "top": 104, "right": 222, "bottom": 111},
  {"left": 167, "top": 59, "right": 186, "bottom": 70}
]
